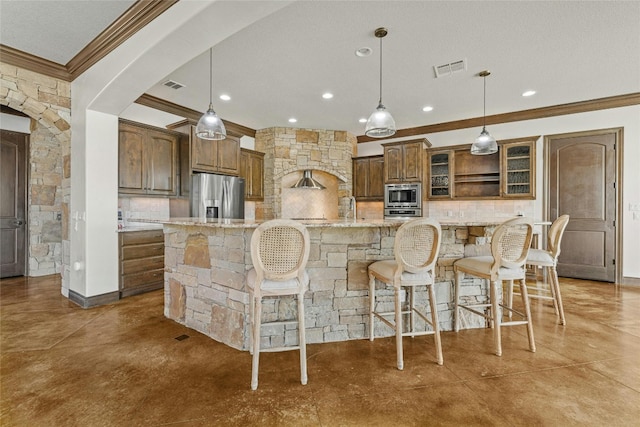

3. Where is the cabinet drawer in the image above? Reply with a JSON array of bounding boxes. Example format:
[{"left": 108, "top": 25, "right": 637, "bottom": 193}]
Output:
[
  {"left": 121, "top": 230, "right": 164, "bottom": 245},
  {"left": 121, "top": 269, "right": 164, "bottom": 289},
  {"left": 121, "top": 255, "right": 164, "bottom": 275},
  {"left": 121, "top": 243, "right": 164, "bottom": 260}
]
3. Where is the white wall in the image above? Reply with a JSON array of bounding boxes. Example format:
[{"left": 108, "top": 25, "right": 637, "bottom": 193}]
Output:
[{"left": 357, "top": 105, "right": 640, "bottom": 280}]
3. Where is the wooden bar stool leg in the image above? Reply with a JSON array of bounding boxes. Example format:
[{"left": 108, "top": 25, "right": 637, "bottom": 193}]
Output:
[
  {"left": 507, "top": 280, "right": 514, "bottom": 320},
  {"left": 369, "top": 274, "right": 376, "bottom": 341},
  {"left": 297, "top": 293, "right": 307, "bottom": 385},
  {"left": 409, "top": 286, "right": 415, "bottom": 335},
  {"left": 519, "top": 278, "right": 536, "bottom": 352},
  {"left": 251, "top": 296, "right": 262, "bottom": 390},
  {"left": 491, "top": 281, "right": 502, "bottom": 356},
  {"left": 551, "top": 267, "right": 566, "bottom": 325},
  {"left": 428, "top": 284, "right": 444, "bottom": 365},
  {"left": 395, "top": 286, "right": 404, "bottom": 370},
  {"left": 454, "top": 270, "right": 462, "bottom": 332}
]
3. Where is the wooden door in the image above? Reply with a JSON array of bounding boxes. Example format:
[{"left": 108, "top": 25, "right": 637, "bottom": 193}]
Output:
[
  {"left": 368, "top": 156, "right": 385, "bottom": 199},
  {"left": 547, "top": 130, "right": 617, "bottom": 282},
  {"left": 146, "top": 130, "right": 176, "bottom": 195},
  {"left": 402, "top": 142, "right": 422, "bottom": 182},
  {"left": 216, "top": 135, "right": 240, "bottom": 176},
  {"left": 384, "top": 145, "right": 403, "bottom": 183},
  {"left": 190, "top": 127, "right": 218, "bottom": 173},
  {"left": 1, "top": 130, "right": 28, "bottom": 277},
  {"left": 118, "top": 124, "right": 146, "bottom": 194}
]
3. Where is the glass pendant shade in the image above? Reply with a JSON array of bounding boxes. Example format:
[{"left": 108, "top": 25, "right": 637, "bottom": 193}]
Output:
[
  {"left": 196, "top": 103, "right": 226, "bottom": 140},
  {"left": 364, "top": 27, "right": 396, "bottom": 138},
  {"left": 365, "top": 103, "right": 396, "bottom": 138},
  {"left": 471, "top": 127, "right": 498, "bottom": 155},
  {"left": 197, "top": 48, "right": 226, "bottom": 140}
]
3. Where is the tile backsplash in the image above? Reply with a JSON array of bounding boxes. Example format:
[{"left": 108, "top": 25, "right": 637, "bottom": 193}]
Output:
[
  {"left": 426, "top": 199, "right": 535, "bottom": 221},
  {"left": 118, "top": 197, "right": 170, "bottom": 227}
]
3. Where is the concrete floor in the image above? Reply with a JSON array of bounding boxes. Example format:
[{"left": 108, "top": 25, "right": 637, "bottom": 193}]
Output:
[{"left": 1, "top": 274, "right": 639, "bottom": 426}]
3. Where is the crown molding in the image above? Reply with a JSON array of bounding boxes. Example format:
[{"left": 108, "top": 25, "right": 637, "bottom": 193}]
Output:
[
  {"left": 135, "top": 93, "right": 257, "bottom": 138},
  {"left": 0, "top": 45, "right": 71, "bottom": 81},
  {"left": 0, "top": 0, "right": 178, "bottom": 82},
  {"left": 66, "top": 0, "right": 179, "bottom": 80},
  {"left": 357, "top": 92, "right": 640, "bottom": 143}
]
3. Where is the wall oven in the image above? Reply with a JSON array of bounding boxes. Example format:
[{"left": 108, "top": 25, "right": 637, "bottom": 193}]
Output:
[{"left": 384, "top": 183, "right": 422, "bottom": 218}]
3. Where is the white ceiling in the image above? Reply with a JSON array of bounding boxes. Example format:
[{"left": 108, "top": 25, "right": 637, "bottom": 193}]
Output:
[{"left": 2, "top": 1, "right": 639, "bottom": 137}]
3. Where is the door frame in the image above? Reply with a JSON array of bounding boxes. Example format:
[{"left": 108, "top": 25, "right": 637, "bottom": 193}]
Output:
[{"left": 543, "top": 127, "right": 623, "bottom": 284}]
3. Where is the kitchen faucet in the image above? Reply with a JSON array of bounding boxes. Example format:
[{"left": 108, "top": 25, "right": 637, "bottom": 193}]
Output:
[{"left": 349, "top": 196, "right": 357, "bottom": 220}]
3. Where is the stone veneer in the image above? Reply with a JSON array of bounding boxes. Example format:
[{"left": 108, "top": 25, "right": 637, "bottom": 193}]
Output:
[
  {"left": 1, "top": 63, "right": 71, "bottom": 283},
  {"left": 254, "top": 128, "right": 357, "bottom": 220},
  {"left": 163, "top": 222, "right": 494, "bottom": 351}
]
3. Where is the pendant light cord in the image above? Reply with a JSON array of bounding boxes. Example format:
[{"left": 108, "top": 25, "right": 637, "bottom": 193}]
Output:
[
  {"left": 209, "top": 48, "right": 213, "bottom": 106},
  {"left": 378, "top": 36, "right": 383, "bottom": 105},
  {"left": 483, "top": 75, "right": 486, "bottom": 128}
]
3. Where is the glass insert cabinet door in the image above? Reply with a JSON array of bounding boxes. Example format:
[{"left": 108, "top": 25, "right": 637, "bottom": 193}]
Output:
[
  {"left": 501, "top": 140, "right": 536, "bottom": 198},
  {"left": 428, "top": 150, "right": 452, "bottom": 198}
]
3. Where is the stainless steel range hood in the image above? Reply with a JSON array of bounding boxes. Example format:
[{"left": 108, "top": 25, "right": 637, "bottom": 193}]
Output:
[{"left": 292, "top": 170, "right": 325, "bottom": 189}]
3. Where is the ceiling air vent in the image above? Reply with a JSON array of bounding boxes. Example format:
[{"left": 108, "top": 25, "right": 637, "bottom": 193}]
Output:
[
  {"left": 433, "top": 59, "right": 467, "bottom": 78},
  {"left": 163, "top": 80, "right": 185, "bottom": 90}
]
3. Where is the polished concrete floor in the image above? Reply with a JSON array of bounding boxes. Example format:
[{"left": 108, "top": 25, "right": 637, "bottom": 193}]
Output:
[{"left": 1, "top": 275, "right": 639, "bottom": 426}]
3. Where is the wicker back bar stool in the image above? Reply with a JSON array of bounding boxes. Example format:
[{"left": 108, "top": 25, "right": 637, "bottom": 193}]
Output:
[
  {"left": 507, "top": 215, "right": 570, "bottom": 325},
  {"left": 453, "top": 217, "right": 535, "bottom": 356},
  {"left": 368, "top": 218, "right": 443, "bottom": 370},
  {"left": 247, "top": 220, "right": 310, "bottom": 390}
]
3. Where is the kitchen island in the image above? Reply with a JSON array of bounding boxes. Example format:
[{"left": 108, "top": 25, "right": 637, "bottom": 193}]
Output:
[{"left": 150, "top": 217, "right": 505, "bottom": 351}]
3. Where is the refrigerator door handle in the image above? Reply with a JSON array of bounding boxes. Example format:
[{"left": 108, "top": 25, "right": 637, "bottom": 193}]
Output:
[{"left": 222, "top": 180, "right": 230, "bottom": 218}]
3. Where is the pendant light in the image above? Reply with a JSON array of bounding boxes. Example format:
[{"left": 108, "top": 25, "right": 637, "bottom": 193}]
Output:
[
  {"left": 471, "top": 70, "right": 498, "bottom": 155},
  {"left": 365, "top": 27, "right": 396, "bottom": 138},
  {"left": 196, "top": 48, "right": 226, "bottom": 140}
]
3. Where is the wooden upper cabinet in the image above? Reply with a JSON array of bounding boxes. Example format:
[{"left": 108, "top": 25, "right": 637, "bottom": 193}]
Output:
[
  {"left": 501, "top": 138, "right": 536, "bottom": 199},
  {"left": 190, "top": 126, "right": 240, "bottom": 176},
  {"left": 383, "top": 140, "right": 424, "bottom": 183},
  {"left": 119, "top": 121, "right": 178, "bottom": 196},
  {"left": 425, "top": 136, "right": 538, "bottom": 200},
  {"left": 240, "top": 148, "right": 264, "bottom": 201},
  {"left": 353, "top": 155, "right": 384, "bottom": 200}
]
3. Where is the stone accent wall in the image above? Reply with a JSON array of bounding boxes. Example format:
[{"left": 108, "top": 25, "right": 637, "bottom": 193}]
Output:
[
  {"left": 163, "top": 223, "right": 491, "bottom": 352},
  {"left": 255, "top": 128, "right": 357, "bottom": 220},
  {"left": 0, "top": 62, "right": 71, "bottom": 284}
]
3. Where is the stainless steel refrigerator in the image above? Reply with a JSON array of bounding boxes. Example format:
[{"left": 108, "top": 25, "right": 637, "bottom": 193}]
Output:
[{"left": 190, "top": 173, "right": 245, "bottom": 219}]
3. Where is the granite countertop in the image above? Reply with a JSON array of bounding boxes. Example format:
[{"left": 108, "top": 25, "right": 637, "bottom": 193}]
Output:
[
  {"left": 117, "top": 224, "right": 164, "bottom": 233},
  {"left": 135, "top": 217, "right": 521, "bottom": 228}
]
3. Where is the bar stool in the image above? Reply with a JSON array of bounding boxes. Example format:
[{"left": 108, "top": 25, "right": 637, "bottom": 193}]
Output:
[
  {"left": 507, "top": 215, "right": 570, "bottom": 325},
  {"left": 454, "top": 217, "right": 535, "bottom": 356},
  {"left": 247, "top": 219, "right": 310, "bottom": 390},
  {"left": 368, "top": 218, "right": 443, "bottom": 370}
]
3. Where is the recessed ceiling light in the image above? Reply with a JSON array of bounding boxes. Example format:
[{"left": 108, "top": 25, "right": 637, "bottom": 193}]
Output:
[
  {"left": 322, "top": 92, "right": 334, "bottom": 99},
  {"left": 219, "top": 94, "right": 231, "bottom": 101},
  {"left": 522, "top": 90, "right": 536, "bottom": 97},
  {"left": 288, "top": 118, "right": 297, "bottom": 123},
  {"left": 355, "top": 47, "right": 372, "bottom": 57},
  {"left": 358, "top": 118, "right": 367, "bottom": 123},
  {"left": 422, "top": 106, "right": 434, "bottom": 112}
]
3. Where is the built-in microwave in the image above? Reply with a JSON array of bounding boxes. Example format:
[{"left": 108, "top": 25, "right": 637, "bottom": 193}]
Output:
[{"left": 384, "top": 183, "right": 422, "bottom": 217}]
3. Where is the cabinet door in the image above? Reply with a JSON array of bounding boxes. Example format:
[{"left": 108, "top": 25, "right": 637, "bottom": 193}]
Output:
[
  {"left": 384, "top": 145, "right": 404, "bottom": 183},
  {"left": 353, "top": 158, "right": 369, "bottom": 199},
  {"left": 118, "top": 124, "right": 146, "bottom": 194},
  {"left": 428, "top": 150, "right": 452, "bottom": 199},
  {"left": 402, "top": 142, "right": 423, "bottom": 182},
  {"left": 502, "top": 141, "right": 535, "bottom": 198},
  {"left": 191, "top": 127, "right": 218, "bottom": 173},
  {"left": 248, "top": 152, "right": 264, "bottom": 199},
  {"left": 146, "top": 131, "right": 177, "bottom": 196},
  {"left": 216, "top": 135, "right": 240, "bottom": 176},
  {"left": 240, "top": 149, "right": 264, "bottom": 200},
  {"left": 179, "top": 134, "right": 190, "bottom": 197},
  {"left": 369, "top": 157, "right": 385, "bottom": 199}
]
